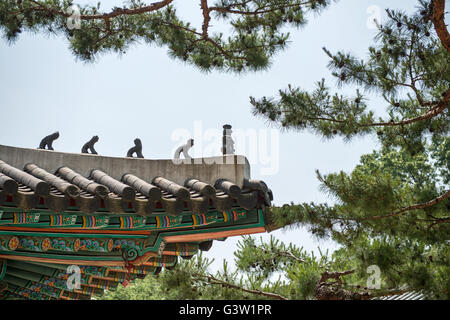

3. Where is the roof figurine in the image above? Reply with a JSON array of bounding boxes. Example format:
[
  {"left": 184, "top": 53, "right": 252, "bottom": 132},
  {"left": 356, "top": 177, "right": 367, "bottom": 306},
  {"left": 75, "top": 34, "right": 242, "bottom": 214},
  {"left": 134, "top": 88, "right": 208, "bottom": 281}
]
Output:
[
  {"left": 38, "top": 131, "right": 60, "bottom": 150},
  {"left": 174, "top": 139, "right": 194, "bottom": 159},
  {"left": 81, "top": 136, "right": 99, "bottom": 155},
  {"left": 127, "top": 138, "right": 144, "bottom": 158}
]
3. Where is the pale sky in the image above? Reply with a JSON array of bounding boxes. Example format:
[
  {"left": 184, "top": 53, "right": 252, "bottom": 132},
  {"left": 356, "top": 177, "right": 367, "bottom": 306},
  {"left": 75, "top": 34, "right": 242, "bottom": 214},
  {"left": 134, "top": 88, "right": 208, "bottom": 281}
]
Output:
[{"left": 0, "top": 0, "right": 420, "bottom": 271}]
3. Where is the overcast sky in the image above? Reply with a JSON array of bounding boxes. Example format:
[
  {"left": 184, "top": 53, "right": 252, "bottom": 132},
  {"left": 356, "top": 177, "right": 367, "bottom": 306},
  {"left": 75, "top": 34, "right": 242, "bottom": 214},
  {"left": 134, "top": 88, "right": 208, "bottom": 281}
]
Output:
[{"left": 0, "top": 0, "right": 420, "bottom": 271}]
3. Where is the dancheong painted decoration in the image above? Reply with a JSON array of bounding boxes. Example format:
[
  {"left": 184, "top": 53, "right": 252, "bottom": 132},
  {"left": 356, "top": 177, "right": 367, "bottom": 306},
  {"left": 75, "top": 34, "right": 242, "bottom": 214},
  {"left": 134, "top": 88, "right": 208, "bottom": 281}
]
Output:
[{"left": 0, "top": 142, "right": 275, "bottom": 300}]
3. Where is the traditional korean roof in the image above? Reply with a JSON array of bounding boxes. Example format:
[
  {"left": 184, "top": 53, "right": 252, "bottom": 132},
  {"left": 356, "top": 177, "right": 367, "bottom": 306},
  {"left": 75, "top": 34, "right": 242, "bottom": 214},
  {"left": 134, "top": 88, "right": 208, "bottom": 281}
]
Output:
[{"left": 0, "top": 144, "right": 275, "bottom": 300}]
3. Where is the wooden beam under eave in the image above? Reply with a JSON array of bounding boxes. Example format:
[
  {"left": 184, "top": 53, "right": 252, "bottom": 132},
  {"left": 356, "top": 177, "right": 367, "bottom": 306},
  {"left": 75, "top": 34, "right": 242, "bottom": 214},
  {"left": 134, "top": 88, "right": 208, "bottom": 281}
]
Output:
[{"left": 164, "top": 226, "right": 267, "bottom": 243}]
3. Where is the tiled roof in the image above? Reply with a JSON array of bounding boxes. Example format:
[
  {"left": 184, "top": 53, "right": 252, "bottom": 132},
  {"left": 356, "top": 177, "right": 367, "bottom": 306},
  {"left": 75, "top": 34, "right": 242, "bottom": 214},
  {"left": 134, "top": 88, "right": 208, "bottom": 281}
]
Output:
[{"left": 0, "top": 160, "right": 272, "bottom": 215}]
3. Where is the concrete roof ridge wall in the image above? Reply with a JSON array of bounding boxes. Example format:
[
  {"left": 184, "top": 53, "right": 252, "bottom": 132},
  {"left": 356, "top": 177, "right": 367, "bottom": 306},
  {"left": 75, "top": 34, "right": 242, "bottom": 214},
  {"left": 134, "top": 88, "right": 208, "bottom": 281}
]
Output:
[{"left": 0, "top": 144, "right": 250, "bottom": 187}]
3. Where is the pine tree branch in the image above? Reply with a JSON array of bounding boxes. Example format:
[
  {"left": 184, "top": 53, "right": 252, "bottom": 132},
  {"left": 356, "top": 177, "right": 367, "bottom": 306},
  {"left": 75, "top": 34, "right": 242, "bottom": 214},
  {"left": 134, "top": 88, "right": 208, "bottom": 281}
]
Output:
[
  {"left": 194, "top": 273, "right": 288, "bottom": 300},
  {"left": 315, "top": 270, "right": 413, "bottom": 300},
  {"left": 200, "top": 0, "right": 211, "bottom": 38},
  {"left": 430, "top": 0, "right": 450, "bottom": 52},
  {"left": 273, "top": 86, "right": 449, "bottom": 131},
  {"left": 315, "top": 270, "right": 372, "bottom": 300},
  {"left": 256, "top": 249, "right": 308, "bottom": 268},
  {"left": 319, "top": 270, "right": 355, "bottom": 283},
  {"left": 322, "top": 87, "right": 447, "bottom": 127},
  {"left": 210, "top": 1, "right": 314, "bottom": 16},
  {"left": 359, "top": 189, "right": 450, "bottom": 221},
  {"left": 277, "top": 250, "right": 306, "bottom": 263},
  {"left": 369, "top": 87, "right": 450, "bottom": 127},
  {"left": 428, "top": 217, "right": 450, "bottom": 228},
  {"left": 28, "top": 0, "right": 174, "bottom": 20}
]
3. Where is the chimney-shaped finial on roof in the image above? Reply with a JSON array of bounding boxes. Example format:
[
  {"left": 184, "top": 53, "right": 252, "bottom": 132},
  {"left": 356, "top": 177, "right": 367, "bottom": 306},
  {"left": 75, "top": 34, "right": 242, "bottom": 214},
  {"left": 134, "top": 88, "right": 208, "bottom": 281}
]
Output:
[
  {"left": 38, "top": 131, "right": 60, "bottom": 151},
  {"left": 81, "top": 135, "right": 99, "bottom": 155},
  {"left": 221, "top": 124, "right": 235, "bottom": 155},
  {"left": 127, "top": 138, "right": 144, "bottom": 158}
]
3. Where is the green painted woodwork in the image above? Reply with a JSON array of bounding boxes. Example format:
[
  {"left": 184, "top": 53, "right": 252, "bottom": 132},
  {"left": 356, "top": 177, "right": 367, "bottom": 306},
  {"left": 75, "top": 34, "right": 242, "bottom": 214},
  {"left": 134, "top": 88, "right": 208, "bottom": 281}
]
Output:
[
  {"left": 7, "top": 260, "right": 57, "bottom": 276},
  {"left": 6, "top": 283, "right": 56, "bottom": 300},
  {"left": 164, "top": 243, "right": 199, "bottom": 256},
  {"left": 0, "top": 208, "right": 263, "bottom": 264},
  {"left": 0, "top": 236, "right": 19, "bottom": 251},
  {"left": 3, "top": 274, "right": 64, "bottom": 299},
  {"left": 108, "top": 265, "right": 159, "bottom": 277},
  {"left": 143, "top": 208, "right": 264, "bottom": 253},
  {"left": 74, "top": 285, "right": 104, "bottom": 296},
  {"left": 0, "top": 234, "right": 145, "bottom": 256},
  {"left": 17, "top": 237, "right": 51, "bottom": 252},
  {"left": 0, "top": 207, "right": 254, "bottom": 231},
  {"left": 3, "top": 266, "right": 106, "bottom": 298},
  {"left": 60, "top": 290, "right": 91, "bottom": 300},
  {"left": 89, "top": 277, "right": 120, "bottom": 291},
  {"left": 0, "top": 290, "right": 25, "bottom": 300},
  {"left": 3, "top": 265, "right": 87, "bottom": 293},
  {"left": 5, "top": 267, "right": 43, "bottom": 283},
  {"left": 145, "top": 255, "right": 178, "bottom": 268},
  {"left": 0, "top": 202, "right": 268, "bottom": 300},
  {"left": 24, "top": 262, "right": 109, "bottom": 277}
]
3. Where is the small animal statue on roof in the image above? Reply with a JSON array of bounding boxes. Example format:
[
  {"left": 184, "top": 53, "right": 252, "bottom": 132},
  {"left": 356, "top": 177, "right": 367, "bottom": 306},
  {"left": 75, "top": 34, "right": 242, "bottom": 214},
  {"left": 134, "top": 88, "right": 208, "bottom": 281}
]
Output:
[
  {"left": 81, "top": 135, "right": 99, "bottom": 155},
  {"left": 127, "top": 138, "right": 144, "bottom": 158},
  {"left": 221, "top": 124, "right": 235, "bottom": 155},
  {"left": 38, "top": 131, "right": 60, "bottom": 150},
  {"left": 174, "top": 138, "right": 194, "bottom": 159}
]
